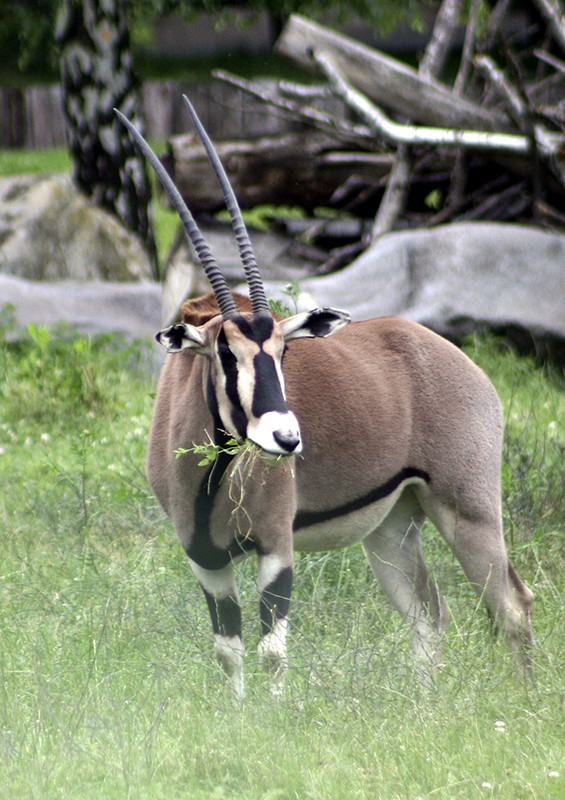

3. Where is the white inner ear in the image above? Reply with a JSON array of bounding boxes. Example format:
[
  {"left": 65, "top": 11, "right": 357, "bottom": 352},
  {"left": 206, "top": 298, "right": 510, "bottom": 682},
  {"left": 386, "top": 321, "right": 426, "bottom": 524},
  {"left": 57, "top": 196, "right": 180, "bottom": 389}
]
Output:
[
  {"left": 158, "top": 323, "right": 208, "bottom": 353},
  {"left": 279, "top": 308, "right": 350, "bottom": 341},
  {"left": 278, "top": 311, "right": 315, "bottom": 341},
  {"left": 181, "top": 324, "right": 206, "bottom": 348}
]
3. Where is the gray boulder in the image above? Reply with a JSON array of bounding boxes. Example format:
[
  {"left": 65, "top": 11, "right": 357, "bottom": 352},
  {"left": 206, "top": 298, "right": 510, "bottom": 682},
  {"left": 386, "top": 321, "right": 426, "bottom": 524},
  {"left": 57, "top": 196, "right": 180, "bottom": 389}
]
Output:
[
  {"left": 0, "top": 273, "right": 161, "bottom": 341},
  {"left": 263, "top": 223, "right": 565, "bottom": 363},
  {"left": 0, "top": 174, "right": 153, "bottom": 282}
]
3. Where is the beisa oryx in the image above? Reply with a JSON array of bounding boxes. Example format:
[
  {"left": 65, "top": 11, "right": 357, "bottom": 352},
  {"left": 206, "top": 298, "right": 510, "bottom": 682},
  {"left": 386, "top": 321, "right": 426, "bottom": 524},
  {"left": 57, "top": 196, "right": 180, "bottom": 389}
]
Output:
[{"left": 116, "top": 98, "right": 534, "bottom": 700}]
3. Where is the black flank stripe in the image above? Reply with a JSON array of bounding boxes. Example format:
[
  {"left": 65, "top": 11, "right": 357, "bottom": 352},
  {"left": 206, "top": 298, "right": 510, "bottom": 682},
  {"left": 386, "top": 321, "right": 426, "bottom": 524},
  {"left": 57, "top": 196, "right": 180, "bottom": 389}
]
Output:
[{"left": 294, "top": 467, "right": 430, "bottom": 530}]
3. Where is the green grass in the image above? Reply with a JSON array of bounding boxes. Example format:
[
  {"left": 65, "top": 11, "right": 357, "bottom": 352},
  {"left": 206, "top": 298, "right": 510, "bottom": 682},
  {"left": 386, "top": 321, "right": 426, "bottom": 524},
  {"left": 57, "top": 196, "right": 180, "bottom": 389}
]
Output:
[
  {"left": 0, "top": 146, "right": 71, "bottom": 176},
  {"left": 0, "top": 310, "right": 563, "bottom": 799},
  {"left": 0, "top": 145, "right": 564, "bottom": 799}
]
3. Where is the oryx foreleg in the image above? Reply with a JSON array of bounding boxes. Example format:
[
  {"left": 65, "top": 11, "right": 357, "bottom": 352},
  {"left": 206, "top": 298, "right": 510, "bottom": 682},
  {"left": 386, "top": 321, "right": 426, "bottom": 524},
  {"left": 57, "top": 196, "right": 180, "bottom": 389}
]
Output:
[
  {"left": 190, "top": 561, "right": 244, "bottom": 701},
  {"left": 257, "top": 552, "right": 293, "bottom": 696}
]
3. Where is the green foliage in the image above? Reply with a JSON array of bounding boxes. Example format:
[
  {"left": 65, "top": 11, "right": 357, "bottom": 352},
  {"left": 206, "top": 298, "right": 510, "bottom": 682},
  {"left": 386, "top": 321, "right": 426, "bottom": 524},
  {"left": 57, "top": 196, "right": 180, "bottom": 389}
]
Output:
[
  {"left": 0, "top": 325, "right": 563, "bottom": 798},
  {"left": 0, "top": 0, "right": 59, "bottom": 78},
  {"left": 1, "top": 0, "right": 432, "bottom": 85},
  {"left": 175, "top": 432, "right": 244, "bottom": 466},
  {"left": 463, "top": 337, "right": 565, "bottom": 555},
  {"left": 218, "top": 204, "right": 307, "bottom": 233},
  {"left": 268, "top": 280, "right": 303, "bottom": 317},
  {"left": 0, "top": 317, "right": 149, "bottom": 428},
  {"left": 424, "top": 187, "right": 444, "bottom": 210}
]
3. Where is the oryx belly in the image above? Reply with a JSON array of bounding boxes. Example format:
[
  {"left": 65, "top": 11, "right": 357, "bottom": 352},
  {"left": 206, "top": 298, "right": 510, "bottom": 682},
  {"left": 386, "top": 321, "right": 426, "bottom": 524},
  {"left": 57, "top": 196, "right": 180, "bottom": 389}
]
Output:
[{"left": 293, "top": 474, "right": 425, "bottom": 551}]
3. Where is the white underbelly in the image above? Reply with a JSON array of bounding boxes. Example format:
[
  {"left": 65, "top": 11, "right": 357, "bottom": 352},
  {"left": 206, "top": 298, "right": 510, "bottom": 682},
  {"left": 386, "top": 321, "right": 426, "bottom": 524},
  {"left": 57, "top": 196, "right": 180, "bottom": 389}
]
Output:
[{"left": 292, "top": 488, "right": 403, "bottom": 552}]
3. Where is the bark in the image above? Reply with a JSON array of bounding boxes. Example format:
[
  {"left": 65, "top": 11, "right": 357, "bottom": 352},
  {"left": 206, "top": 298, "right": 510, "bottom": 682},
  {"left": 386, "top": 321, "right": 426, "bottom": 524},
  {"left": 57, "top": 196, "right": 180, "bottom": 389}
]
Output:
[
  {"left": 214, "top": 69, "right": 372, "bottom": 143},
  {"left": 56, "top": 0, "right": 157, "bottom": 276},
  {"left": 313, "top": 51, "right": 549, "bottom": 157},
  {"left": 166, "top": 131, "right": 392, "bottom": 213},
  {"left": 454, "top": 0, "right": 481, "bottom": 95},
  {"left": 474, "top": 55, "right": 530, "bottom": 131},
  {"left": 373, "top": 0, "right": 465, "bottom": 242},
  {"left": 419, "top": 0, "right": 465, "bottom": 80},
  {"left": 276, "top": 14, "right": 512, "bottom": 132},
  {"left": 370, "top": 146, "right": 412, "bottom": 240},
  {"left": 531, "top": 0, "right": 565, "bottom": 56}
]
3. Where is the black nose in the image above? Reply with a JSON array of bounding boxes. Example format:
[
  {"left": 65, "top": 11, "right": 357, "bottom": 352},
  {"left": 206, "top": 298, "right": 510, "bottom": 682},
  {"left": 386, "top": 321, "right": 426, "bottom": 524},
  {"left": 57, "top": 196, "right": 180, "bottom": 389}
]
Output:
[{"left": 273, "top": 430, "right": 301, "bottom": 453}]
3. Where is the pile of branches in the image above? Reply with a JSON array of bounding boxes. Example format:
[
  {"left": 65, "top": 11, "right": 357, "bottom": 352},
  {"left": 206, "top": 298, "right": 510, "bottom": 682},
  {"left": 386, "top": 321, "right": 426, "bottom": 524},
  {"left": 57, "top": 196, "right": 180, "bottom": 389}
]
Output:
[{"left": 214, "top": 0, "right": 565, "bottom": 271}]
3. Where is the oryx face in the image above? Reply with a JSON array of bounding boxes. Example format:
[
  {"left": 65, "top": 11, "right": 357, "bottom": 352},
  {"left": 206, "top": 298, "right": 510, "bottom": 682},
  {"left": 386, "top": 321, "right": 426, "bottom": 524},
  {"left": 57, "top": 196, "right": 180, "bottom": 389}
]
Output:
[
  {"left": 157, "top": 306, "right": 350, "bottom": 456},
  {"left": 116, "top": 96, "right": 349, "bottom": 458},
  {"left": 215, "top": 314, "right": 299, "bottom": 455}
]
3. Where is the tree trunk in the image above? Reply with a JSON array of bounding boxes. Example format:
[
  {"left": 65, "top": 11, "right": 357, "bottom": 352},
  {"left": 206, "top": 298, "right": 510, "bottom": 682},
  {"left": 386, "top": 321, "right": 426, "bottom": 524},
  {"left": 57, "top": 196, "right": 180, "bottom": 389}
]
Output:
[{"left": 56, "top": 0, "right": 157, "bottom": 277}]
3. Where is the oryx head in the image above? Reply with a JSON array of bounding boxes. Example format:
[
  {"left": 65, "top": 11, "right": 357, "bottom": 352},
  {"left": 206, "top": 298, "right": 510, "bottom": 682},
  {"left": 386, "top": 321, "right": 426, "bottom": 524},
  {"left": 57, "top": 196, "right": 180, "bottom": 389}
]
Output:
[{"left": 116, "top": 97, "right": 350, "bottom": 456}]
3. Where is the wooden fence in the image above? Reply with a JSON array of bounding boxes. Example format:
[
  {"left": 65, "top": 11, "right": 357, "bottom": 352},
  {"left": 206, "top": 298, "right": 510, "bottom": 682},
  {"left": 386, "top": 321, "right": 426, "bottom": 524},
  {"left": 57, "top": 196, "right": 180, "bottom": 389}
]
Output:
[{"left": 0, "top": 80, "right": 299, "bottom": 150}]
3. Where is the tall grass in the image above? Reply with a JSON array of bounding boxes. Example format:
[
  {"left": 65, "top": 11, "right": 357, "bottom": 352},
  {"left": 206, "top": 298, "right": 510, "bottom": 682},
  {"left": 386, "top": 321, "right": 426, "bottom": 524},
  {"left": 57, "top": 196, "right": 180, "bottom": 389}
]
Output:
[
  {"left": 0, "top": 140, "right": 563, "bottom": 794},
  {"left": 0, "top": 307, "right": 563, "bottom": 799}
]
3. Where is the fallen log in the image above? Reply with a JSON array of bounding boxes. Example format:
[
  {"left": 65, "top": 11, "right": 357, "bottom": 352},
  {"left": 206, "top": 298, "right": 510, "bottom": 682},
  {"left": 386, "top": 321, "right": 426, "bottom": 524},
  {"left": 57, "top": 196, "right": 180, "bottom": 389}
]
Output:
[
  {"left": 313, "top": 50, "right": 558, "bottom": 157},
  {"left": 164, "top": 130, "right": 394, "bottom": 213},
  {"left": 276, "top": 14, "right": 513, "bottom": 132}
]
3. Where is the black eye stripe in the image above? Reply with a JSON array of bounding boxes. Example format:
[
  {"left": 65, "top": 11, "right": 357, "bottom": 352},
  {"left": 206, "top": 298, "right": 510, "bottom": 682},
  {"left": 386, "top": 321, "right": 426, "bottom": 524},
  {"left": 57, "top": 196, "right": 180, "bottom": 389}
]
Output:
[
  {"left": 215, "top": 320, "right": 288, "bottom": 425},
  {"left": 252, "top": 352, "right": 288, "bottom": 416}
]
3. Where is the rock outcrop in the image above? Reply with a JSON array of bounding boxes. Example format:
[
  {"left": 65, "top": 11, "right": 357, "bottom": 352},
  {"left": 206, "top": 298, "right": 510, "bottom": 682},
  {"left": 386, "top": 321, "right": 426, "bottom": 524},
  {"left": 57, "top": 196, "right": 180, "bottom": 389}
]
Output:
[
  {"left": 263, "top": 223, "right": 565, "bottom": 364},
  {"left": 0, "top": 273, "right": 161, "bottom": 341},
  {"left": 0, "top": 174, "right": 153, "bottom": 282}
]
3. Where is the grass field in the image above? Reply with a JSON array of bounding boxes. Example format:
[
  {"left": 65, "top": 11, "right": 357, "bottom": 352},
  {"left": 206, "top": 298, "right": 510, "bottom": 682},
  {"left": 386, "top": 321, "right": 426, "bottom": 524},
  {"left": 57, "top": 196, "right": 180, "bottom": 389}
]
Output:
[
  {"left": 0, "top": 311, "right": 563, "bottom": 800},
  {"left": 0, "top": 149, "right": 564, "bottom": 798}
]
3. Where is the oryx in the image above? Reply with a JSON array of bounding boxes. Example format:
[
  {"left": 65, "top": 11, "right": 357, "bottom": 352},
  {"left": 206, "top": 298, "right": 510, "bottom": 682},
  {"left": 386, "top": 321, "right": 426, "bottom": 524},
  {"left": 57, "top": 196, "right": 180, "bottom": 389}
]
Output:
[{"left": 116, "top": 99, "right": 534, "bottom": 700}]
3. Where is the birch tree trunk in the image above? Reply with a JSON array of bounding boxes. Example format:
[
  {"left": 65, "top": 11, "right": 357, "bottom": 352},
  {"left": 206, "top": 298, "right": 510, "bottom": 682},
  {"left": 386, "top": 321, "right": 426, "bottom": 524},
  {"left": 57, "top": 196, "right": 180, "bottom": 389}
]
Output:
[{"left": 56, "top": 0, "right": 157, "bottom": 276}]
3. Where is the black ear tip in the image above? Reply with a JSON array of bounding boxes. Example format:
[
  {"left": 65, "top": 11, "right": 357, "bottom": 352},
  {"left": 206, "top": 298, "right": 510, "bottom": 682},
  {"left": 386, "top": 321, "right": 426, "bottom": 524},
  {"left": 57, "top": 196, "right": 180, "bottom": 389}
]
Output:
[{"left": 307, "top": 308, "right": 350, "bottom": 336}]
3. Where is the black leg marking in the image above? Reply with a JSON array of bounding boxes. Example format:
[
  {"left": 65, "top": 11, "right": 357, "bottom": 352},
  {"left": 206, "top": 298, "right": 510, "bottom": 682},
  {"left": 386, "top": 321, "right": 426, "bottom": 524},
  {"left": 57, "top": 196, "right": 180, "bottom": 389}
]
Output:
[
  {"left": 203, "top": 589, "right": 242, "bottom": 639},
  {"left": 260, "top": 566, "right": 293, "bottom": 637},
  {"left": 187, "top": 398, "right": 237, "bottom": 570}
]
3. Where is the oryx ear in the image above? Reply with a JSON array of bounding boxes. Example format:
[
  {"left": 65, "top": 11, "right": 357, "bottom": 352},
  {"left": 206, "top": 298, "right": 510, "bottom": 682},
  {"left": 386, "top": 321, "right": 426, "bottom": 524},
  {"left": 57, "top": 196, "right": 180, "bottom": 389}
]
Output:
[
  {"left": 279, "top": 308, "right": 351, "bottom": 341},
  {"left": 156, "top": 323, "right": 208, "bottom": 354}
]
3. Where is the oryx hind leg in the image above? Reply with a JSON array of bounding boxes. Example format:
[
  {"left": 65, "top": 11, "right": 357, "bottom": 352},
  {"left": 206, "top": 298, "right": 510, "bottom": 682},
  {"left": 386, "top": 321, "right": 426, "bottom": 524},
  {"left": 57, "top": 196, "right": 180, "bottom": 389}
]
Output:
[
  {"left": 362, "top": 488, "right": 449, "bottom": 672},
  {"left": 190, "top": 561, "right": 244, "bottom": 701},
  {"left": 420, "top": 495, "right": 534, "bottom": 668}
]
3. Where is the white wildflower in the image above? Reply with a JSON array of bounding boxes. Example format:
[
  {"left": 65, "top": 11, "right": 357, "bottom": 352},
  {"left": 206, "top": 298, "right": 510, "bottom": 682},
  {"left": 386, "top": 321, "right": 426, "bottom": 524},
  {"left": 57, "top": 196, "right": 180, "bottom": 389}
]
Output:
[
  {"left": 494, "top": 720, "right": 506, "bottom": 733},
  {"left": 481, "top": 782, "right": 493, "bottom": 790},
  {"left": 40, "top": 433, "right": 51, "bottom": 443},
  {"left": 548, "top": 770, "right": 559, "bottom": 778}
]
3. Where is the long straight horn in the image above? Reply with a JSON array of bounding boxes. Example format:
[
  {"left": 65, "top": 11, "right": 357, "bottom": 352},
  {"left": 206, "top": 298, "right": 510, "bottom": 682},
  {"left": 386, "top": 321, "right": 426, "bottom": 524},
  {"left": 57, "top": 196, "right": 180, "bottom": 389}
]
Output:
[
  {"left": 114, "top": 108, "right": 237, "bottom": 319},
  {"left": 181, "top": 95, "right": 271, "bottom": 317}
]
